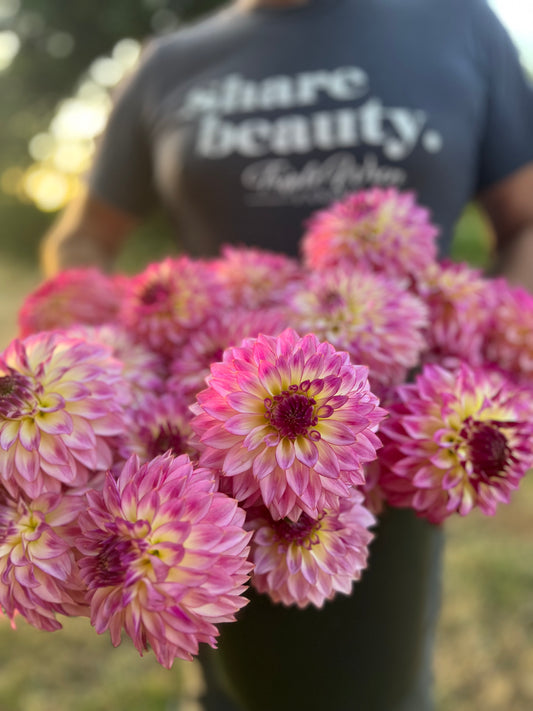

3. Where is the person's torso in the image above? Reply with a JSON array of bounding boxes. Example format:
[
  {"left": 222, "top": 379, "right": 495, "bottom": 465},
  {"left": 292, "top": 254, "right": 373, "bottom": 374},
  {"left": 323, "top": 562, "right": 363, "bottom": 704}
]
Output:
[{"left": 143, "top": 0, "right": 487, "bottom": 256}]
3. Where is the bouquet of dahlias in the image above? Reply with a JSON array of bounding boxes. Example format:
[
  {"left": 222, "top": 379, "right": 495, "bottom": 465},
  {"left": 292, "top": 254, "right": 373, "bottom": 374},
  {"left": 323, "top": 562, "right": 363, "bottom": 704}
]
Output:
[{"left": 3, "top": 187, "right": 533, "bottom": 669}]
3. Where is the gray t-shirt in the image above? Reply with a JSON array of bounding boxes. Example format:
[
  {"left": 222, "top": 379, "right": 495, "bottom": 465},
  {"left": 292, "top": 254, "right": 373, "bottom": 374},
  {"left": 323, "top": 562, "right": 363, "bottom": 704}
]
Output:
[{"left": 89, "top": 0, "right": 533, "bottom": 257}]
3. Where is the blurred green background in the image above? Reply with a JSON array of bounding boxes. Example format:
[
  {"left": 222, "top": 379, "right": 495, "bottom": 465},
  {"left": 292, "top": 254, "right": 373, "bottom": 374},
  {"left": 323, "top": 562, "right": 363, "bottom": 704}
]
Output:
[{"left": 0, "top": 1, "right": 531, "bottom": 710}]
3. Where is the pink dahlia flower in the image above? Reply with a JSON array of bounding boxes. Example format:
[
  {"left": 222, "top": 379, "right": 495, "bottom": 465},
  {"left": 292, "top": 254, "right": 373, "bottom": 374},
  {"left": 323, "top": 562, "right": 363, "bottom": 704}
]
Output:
[
  {"left": 301, "top": 188, "right": 438, "bottom": 281},
  {"left": 289, "top": 266, "right": 428, "bottom": 394},
  {"left": 76, "top": 453, "right": 252, "bottom": 668},
  {"left": 379, "top": 363, "right": 533, "bottom": 523},
  {"left": 0, "top": 489, "right": 88, "bottom": 630},
  {"left": 119, "top": 256, "right": 228, "bottom": 357},
  {"left": 168, "top": 308, "right": 289, "bottom": 403},
  {"left": 0, "top": 332, "right": 125, "bottom": 498},
  {"left": 247, "top": 488, "right": 374, "bottom": 608},
  {"left": 18, "top": 268, "right": 125, "bottom": 337},
  {"left": 209, "top": 245, "right": 303, "bottom": 309},
  {"left": 65, "top": 324, "right": 166, "bottom": 409},
  {"left": 192, "top": 329, "right": 386, "bottom": 521},
  {"left": 482, "top": 280, "right": 533, "bottom": 386},
  {"left": 416, "top": 261, "right": 493, "bottom": 368},
  {"left": 119, "top": 393, "right": 198, "bottom": 463}
]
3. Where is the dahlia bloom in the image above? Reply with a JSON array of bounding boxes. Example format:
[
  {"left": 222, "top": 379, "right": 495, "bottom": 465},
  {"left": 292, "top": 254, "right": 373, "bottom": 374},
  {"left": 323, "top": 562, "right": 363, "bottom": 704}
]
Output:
[
  {"left": 0, "top": 489, "right": 88, "bottom": 630},
  {"left": 0, "top": 332, "right": 125, "bottom": 498},
  {"left": 192, "top": 329, "right": 385, "bottom": 521},
  {"left": 379, "top": 363, "right": 533, "bottom": 523},
  {"left": 18, "top": 268, "right": 125, "bottom": 337},
  {"left": 416, "top": 261, "right": 493, "bottom": 368},
  {"left": 119, "top": 393, "right": 198, "bottom": 464},
  {"left": 209, "top": 245, "right": 303, "bottom": 309},
  {"left": 119, "top": 257, "right": 228, "bottom": 357},
  {"left": 65, "top": 324, "right": 167, "bottom": 409},
  {"left": 482, "top": 280, "right": 533, "bottom": 386},
  {"left": 247, "top": 488, "right": 375, "bottom": 608},
  {"left": 76, "top": 453, "right": 252, "bottom": 668},
  {"left": 289, "top": 266, "right": 428, "bottom": 394},
  {"left": 301, "top": 188, "right": 438, "bottom": 281},
  {"left": 168, "top": 308, "right": 289, "bottom": 403}
]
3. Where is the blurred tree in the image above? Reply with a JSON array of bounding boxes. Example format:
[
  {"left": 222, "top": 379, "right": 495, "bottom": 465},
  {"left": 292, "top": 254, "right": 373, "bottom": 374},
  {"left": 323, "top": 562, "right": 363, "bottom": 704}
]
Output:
[{"left": 0, "top": 0, "right": 225, "bottom": 263}]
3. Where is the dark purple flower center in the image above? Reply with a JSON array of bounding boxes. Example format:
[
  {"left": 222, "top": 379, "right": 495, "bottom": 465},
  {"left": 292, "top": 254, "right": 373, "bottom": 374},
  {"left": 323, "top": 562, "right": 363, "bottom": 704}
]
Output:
[
  {"left": 205, "top": 347, "right": 224, "bottom": 365},
  {"left": 93, "top": 535, "right": 142, "bottom": 588},
  {"left": 265, "top": 389, "right": 318, "bottom": 440},
  {"left": 464, "top": 420, "right": 512, "bottom": 482},
  {"left": 0, "top": 371, "right": 34, "bottom": 418},
  {"left": 273, "top": 512, "right": 322, "bottom": 547},
  {"left": 0, "top": 506, "right": 16, "bottom": 543},
  {"left": 323, "top": 290, "right": 344, "bottom": 310},
  {"left": 147, "top": 423, "right": 186, "bottom": 459},
  {"left": 141, "top": 282, "right": 170, "bottom": 306},
  {"left": 0, "top": 376, "right": 16, "bottom": 397}
]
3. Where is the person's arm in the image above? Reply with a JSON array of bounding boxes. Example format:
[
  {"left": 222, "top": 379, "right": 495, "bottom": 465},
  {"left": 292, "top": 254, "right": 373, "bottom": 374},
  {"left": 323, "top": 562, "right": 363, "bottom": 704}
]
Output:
[
  {"left": 40, "top": 187, "right": 140, "bottom": 276},
  {"left": 478, "top": 163, "right": 533, "bottom": 290}
]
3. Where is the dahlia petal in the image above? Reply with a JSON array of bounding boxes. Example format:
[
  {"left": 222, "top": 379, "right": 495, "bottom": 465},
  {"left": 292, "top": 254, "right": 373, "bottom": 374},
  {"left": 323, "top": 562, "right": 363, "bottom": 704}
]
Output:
[
  {"left": 285, "top": 461, "right": 310, "bottom": 497},
  {"left": 258, "top": 360, "right": 283, "bottom": 394},
  {"left": 252, "top": 446, "right": 277, "bottom": 480},
  {"left": 286, "top": 545, "right": 302, "bottom": 574},
  {"left": 223, "top": 444, "right": 255, "bottom": 475},
  {"left": 300, "top": 553, "right": 319, "bottom": 585},
  {"left": 59, "top": 416, "right": 97, "bottom": 450},
  {"left": 243, "top": 424, "right": 272, "bottom": 450},
  {"left": 35, "top": 409, "right": 73, "bottom": 435},
  {"left": 225, "top": 391, "right": 263, "bottom": 414},
  {"left": 318, "top": 419, "right": 357, "bottom": 445},
  {"left": 293, "top": 436, "right": 319, "bottom": 468},
  {"left": 14, "top": 443, "right": 40, "bottom": 482},
  {"left": 225, "top": 413, "right": 266, "bottom": 435},
  {"left": 200, "top": 423, "right": 239, "bottom": 450},
  {"left": 312, "top": 441, "right": 341, "bottom": 478},
  {"left": 276, "top": 438, "right": 295, "bottom": 470},
  {"left": 0, "top": 421, "right": 19, "bottom": 450},
  {"left": 17, "top": 419, "right": 41, "bottom": 451}
]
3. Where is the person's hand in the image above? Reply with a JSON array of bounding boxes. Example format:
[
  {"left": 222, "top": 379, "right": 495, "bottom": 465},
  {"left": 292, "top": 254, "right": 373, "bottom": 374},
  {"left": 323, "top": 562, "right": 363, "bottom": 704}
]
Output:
[
  {"left": 479, "top": 162, "right": 533, "bottom": 289},
  {"left": 40, "top": 187, "right": 139, "bottom": 276}
]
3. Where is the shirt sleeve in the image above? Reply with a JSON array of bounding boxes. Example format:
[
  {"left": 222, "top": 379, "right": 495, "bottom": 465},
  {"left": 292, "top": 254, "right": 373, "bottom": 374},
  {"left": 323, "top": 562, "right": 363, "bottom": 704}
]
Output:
[
  {"left": 87, "top": 40, "right": 161, "bottom": 217},
  {"left": 472, "top": 0, "right": 533, "bottom": 193}
]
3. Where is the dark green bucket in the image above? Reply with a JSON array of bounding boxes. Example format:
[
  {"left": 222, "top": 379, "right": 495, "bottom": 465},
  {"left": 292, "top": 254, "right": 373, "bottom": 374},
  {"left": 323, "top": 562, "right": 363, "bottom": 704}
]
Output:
[{"left": 200, "top": 507, "right": 444, "bottom": 711}]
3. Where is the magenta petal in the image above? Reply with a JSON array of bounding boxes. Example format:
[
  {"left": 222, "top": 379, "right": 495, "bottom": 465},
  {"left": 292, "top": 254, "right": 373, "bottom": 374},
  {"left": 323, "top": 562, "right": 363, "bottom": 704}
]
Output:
[
  {"left": 258, "top": 360, "right": 282, "bottom": 394},
  {"left": 294, "top": 437, "right": 319, "bottom": 468},
  {"left": 226, "top": 392, "right": 262, "bottom": 414},
  {"left": 14, "top": 443, "right": 40, "bottom": 482},
  {"left": 0, "top": 421, "right": 19, "bottom": 450},
  {"left": 222, "top": 444, "right": 255, "bottom": 475},
  {"left": 275, "top": 439, "right": 295, "bottom": 470},
  {"left": 36, "top": 409, "right": 73, "bottom": 435},
  {"left": 253, "top": 446, "right": 277, "bottom": 480},
  {"left": 318, "top": 419, "right": 356, "bottom": 445},
  {"left": 313, "top": 441, "right": 341, "bottom": 478},
  {"left": 17, "top": 419, "right": 40, "bottom": 451},
  {"left": 225, "top": 413, "right": 265, "bottom": 435},
  {"left": 285, "top": 461, "right": 310, "bottom": 496}
]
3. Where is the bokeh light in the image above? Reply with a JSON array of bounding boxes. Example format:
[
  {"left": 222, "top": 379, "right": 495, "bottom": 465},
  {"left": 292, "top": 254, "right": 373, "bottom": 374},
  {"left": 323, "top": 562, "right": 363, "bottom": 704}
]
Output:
[
  {"left": 0, "top": 30, "right": 20, "bottom": 71},
  {"left": 0, "top": 0, "right": 20, "bottom": 21},
  {"left": 22, "top": 166, "right": 79, "bottom": 212},
  {"left": 20, "top": 37, "right": 141, "bottom": 212},
  {"left": 45, "top": 31, "right": 75, "bottom": 59}
]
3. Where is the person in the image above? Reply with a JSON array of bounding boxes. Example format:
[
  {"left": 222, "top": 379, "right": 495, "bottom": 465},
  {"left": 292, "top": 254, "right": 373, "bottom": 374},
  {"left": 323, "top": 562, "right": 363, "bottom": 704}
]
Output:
[
  {"left": 38, "top": 1, "right": 533, "bottom": 709},
  {"left": 41, "top": 0, "right": 533, "bottom": 285}
]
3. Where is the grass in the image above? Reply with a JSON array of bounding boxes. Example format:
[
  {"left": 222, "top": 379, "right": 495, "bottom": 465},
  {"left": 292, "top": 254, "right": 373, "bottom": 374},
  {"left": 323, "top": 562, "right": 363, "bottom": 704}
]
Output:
[
  {"left": 436, "top": 474, "right": 533, "bottom": 711},
  {"left": 0, "top": 204, "right": 532, "bottom": 709}
]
